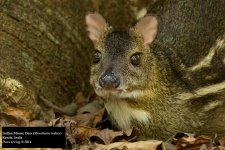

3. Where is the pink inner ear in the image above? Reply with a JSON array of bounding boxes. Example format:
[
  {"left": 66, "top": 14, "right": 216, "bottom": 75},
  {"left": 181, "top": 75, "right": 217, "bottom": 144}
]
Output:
[
  {"left": 85, "top": 13, "right": 107, "bottom": 43},
  {"left": 135, "top": 16, "right": 158, "bottom": 47}
]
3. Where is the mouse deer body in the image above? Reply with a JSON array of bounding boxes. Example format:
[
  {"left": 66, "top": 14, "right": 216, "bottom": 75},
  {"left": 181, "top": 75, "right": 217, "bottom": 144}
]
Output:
[{"left": 86, "top": 0, "right": 225, "bottom": 140}]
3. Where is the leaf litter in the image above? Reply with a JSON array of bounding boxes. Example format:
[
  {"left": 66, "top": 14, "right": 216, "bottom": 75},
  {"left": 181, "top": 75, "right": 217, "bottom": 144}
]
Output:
[{"left": 0, "top": 91, "right": 225, "bottom": 150}]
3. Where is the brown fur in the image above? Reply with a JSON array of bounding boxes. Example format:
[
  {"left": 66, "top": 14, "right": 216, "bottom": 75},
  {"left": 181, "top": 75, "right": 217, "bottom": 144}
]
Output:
[{"left": 87, "top": 0, "right": 225, "bottom": 140}]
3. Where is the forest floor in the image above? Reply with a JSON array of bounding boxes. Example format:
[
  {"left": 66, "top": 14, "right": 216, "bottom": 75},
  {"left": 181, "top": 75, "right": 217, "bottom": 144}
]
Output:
[{"left": 0, "top": 91, "right": 225, "bottom": 150}]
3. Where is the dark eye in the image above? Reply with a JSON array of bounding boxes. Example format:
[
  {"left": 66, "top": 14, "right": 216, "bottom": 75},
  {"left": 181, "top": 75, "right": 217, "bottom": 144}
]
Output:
[
  {"left": 93, "top": 50, "right": 102, "bottom": 64},
  {"left": 130, "top": 52, "right": 142, "bottom": 66}
]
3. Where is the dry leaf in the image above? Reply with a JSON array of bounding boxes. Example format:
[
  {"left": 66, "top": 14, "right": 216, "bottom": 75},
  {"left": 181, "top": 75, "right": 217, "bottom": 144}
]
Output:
[
  {"left": 93, "top": 140, "right": 163, "bottom": 150},
  {"left": 0, "top": 112, "right": 29, "bottom": 126},
  {"left": 48, "top": 117, "right": 79, "bottom": 146},
  {"left": 175, "top": 135, "right": 213, "bottom": 150},
  {"left": 173, "top": 132, "right": 195, "bottom": 141},
  {"left": 29, "top": 120, "right": 48, "bottom": 127},
  {"left": 89, "top": 128, "right": 121, "bottom": 144},
  {"left": 73, "top": 126, "right": 100, "bottom": 141},
  {"left": 3, "top": 107, "right": 30, "bottom": 119},
  {"left": 213, "top": 146, "right": 225, "bottom": 150},
  {"left": 79, "top": 145, "right": 95, "bottom": 150},
  {"left": 174, "top": 136, "right": 196, "bottom": 146},
  {"left": 48, "top": 117, "right": 99, "bottom": 144},
  {"left": 89, "top": 128, "right": 139, "bottom": 144},
  {"left": 219, "top": 137, "right": 225, "bottom": 147},
  {"left": 2, "top": 148, "right": 63, "bottom": 150},
  {"left": 93, "top": 108, "right": 105, "bottom": 127},
  {"left": 64, "top": 108, "right": 105, "bottom": 127},
  {"left": 49, "top": 117, "right": 139, "bottom": 146},
  {"left": 195, "top": 135, "right": 212, "bottom": 144},
  {"left": 48, "top": 117, "right": 77, "bottom": 128},
  {"left": 66, "top": 113, "right": 95, "bottom": 126}
]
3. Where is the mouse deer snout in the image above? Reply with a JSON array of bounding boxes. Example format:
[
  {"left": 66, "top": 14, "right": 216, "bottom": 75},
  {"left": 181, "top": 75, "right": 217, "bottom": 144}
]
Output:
[{"left": 99, "top": 67, "right": 120, "bottom": 89}]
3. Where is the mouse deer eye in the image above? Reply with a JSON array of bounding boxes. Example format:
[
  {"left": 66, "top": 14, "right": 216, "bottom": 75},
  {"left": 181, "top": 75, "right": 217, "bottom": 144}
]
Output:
[
  {"left": 93, "top": 49, "right": 102, "bottom": 64},
  {"left": 130, "top": 52, "right": 142, "bottom": 66}
]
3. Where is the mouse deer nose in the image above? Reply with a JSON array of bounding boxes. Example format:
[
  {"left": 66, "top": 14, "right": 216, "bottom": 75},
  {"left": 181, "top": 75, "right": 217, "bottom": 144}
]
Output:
[{"left": 99, "top": 67, "right": 120, "bottom": 89}]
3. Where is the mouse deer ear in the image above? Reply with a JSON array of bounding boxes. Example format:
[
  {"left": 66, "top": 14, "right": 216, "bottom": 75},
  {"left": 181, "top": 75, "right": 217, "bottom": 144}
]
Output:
[
  {"left": 86, "top": 12, "right": 107, "bottom": 44},
  {"left": 135, "top": 15, "right": 158, "bottom": 47}
]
